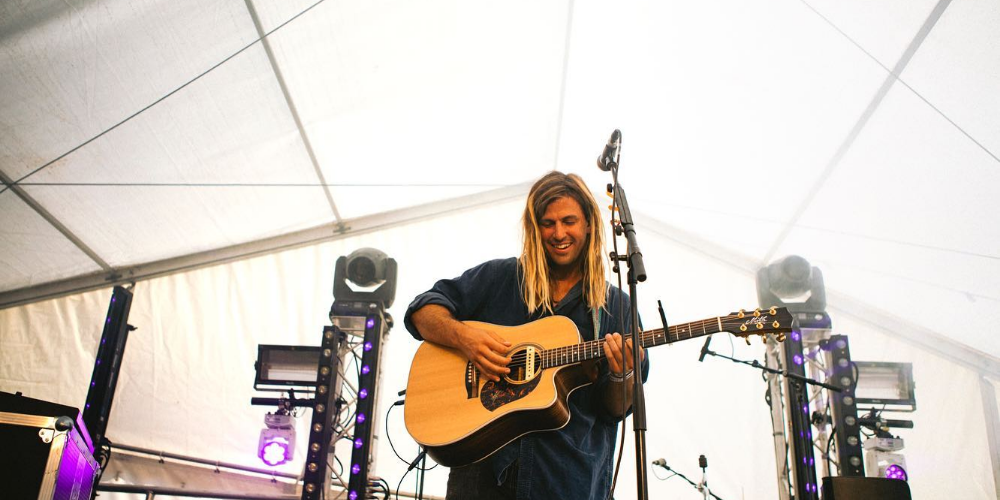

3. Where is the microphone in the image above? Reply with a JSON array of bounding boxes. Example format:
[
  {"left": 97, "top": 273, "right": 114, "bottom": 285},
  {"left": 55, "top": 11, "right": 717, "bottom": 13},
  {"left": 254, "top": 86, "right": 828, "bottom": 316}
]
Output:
[
  {"left": 652, "top": 458, "right": 666, "bottom": 467},
  {"left": 698, "top": 335, "right": 713, "bottom": 362},
  {"left": 597, "top": 129, "right": 622, "bottom": 171}
]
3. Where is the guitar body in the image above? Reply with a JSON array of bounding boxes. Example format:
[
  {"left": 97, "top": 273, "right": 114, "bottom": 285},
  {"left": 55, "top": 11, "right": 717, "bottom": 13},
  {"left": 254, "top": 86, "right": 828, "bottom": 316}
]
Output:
[
  {"left": 402, "top": 306, "right": 793, "bottom": 468},
  {"left": 404, "top": 316, "right": 593, "bottom": 467}
]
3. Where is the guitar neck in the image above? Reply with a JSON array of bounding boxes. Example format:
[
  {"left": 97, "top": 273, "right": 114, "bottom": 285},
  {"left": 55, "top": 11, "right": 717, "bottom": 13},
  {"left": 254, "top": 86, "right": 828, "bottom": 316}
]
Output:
[{"left": 540, "top": 317, "right": 725, "bottom": 369}]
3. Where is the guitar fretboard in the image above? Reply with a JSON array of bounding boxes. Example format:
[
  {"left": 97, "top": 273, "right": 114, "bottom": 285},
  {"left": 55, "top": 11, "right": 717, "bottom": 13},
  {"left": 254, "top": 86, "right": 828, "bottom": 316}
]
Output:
[{"left": 539, "top": 317, "right": 724, "bottom": 369}]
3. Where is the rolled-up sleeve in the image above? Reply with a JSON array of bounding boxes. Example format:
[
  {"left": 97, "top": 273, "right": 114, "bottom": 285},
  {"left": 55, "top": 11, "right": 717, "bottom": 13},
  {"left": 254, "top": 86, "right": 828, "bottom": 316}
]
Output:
[{"left": 403, "top": 259, "right": 512, "bottom": 341}]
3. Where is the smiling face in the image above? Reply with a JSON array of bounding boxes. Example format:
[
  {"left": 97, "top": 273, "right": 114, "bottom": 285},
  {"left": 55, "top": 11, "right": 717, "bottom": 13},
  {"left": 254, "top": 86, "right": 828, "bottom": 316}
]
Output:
[{"left": 538, "top": 196, "right": 591, "bottom": 275}]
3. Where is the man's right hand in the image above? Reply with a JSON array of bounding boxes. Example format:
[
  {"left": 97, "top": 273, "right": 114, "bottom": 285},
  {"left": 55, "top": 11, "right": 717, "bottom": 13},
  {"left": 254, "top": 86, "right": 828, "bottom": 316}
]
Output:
[
  {"left": 411, "top": 304, "right": 511, "bottom": 382},
  {"left": 456, "top": 323, "right": 511, "bottom": 382}
]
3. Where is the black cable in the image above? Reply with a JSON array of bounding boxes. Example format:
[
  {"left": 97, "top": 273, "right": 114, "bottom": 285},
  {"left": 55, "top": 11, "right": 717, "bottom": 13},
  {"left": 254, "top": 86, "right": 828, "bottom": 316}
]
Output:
[
  {"left": 394, "top": 469, "right": 410, "bottom": 500},
  {"left": 826, "top": 426, "right": 838, "bottom": 475},
  {"left": 0, "top": 0, "right": 332, "bottom": 196},
  {"left": 384, "top": 402, "right": 437, "bottom": 471},
  {"left": 605, "top": 163, "right": 629, "bottom": 500}
]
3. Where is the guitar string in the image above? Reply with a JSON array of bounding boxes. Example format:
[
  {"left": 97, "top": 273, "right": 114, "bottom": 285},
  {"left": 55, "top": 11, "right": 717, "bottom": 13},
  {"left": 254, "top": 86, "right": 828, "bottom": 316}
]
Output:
[
  {"left": 525, "top": 316, "right": 785, "bottom": 368},
  {"left": 500, "top": 313, "right": 788, "bottom": 375}
]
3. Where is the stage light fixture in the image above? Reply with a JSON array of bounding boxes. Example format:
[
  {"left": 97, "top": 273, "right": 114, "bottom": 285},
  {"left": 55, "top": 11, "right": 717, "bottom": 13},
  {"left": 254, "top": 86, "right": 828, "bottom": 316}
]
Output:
[
  {"left": 854, "top": 362, "right": 916, "bottom": 411},
  {"left": 254, "top": 345, "right": 322, "bottom": 388},
  {"left": 258, "top": 412, "right": 295, "bottom": 467},
  {"left": 885, "top": 464, "right": 908, "bottom": 481},
  {"left": 756, "top": 255, "right": 826, "bottom": 314},
  {"left": 333, "top": 247, "right": 398, "bottom": 308}
]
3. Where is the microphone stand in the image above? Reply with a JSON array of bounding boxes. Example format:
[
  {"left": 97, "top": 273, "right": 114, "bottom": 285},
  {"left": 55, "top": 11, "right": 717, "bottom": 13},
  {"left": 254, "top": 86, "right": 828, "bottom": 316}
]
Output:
[
  {"left": 652, "top": 459, "right": 726, "bottom": 500},
  {"left": 699, "top": 345, "right": 842, "bottom": 393},
  {"left": 606, "top": 156, "right": 650, "bottom": 500}
]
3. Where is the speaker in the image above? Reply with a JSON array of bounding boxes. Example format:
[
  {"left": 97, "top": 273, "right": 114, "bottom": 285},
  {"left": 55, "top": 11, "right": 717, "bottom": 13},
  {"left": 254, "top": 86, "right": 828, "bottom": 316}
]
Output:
[
  {"left": 822, "top": 476, "right": 911, "bottom": 500},
  {"left": 0, "top": 411, "right": 99, "bottom": 500}
]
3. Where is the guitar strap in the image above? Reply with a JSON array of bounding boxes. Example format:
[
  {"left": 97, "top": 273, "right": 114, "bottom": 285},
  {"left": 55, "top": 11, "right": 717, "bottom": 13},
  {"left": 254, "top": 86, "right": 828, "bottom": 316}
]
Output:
[
  {"left": 591, "top": 307, "right": 600, "bottom": 341},
  {"left": 590, "top": 282, "right": 609, "bottom": 340}
]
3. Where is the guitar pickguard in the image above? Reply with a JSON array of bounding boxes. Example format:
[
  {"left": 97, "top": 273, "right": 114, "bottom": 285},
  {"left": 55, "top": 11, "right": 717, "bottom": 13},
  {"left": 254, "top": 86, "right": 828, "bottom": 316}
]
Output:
[{"left": 480, "top": 375, "right": 541, "bottom": 411}]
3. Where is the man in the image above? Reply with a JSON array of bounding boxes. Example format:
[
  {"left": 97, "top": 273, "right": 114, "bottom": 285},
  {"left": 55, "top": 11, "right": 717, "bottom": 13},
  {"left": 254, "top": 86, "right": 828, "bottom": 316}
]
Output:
[{"left": 403, "top": 171, "right": 649, "bottom": 499}]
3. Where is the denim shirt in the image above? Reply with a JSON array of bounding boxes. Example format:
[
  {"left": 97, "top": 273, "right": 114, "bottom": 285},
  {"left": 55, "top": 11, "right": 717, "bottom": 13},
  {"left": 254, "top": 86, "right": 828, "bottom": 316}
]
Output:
[{"left": 404, "top": 258, "right": 650, "bottom": 500}]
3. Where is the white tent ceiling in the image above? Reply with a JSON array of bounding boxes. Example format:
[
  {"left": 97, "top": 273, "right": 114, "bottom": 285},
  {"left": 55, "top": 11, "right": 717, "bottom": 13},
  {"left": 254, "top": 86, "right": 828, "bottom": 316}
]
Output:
[
  {"left": 3, "top": 0, "right": 998, "bottom": 357},
  {"left": 2, "top": 0, "right": 999, "bottom": 497}
]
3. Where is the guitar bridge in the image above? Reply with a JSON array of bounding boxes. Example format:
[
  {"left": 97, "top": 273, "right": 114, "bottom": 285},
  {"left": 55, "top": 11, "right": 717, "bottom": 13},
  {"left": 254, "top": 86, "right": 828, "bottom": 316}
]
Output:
[{"left": 466, "top": 361, "right": 479, "bottom": 399}]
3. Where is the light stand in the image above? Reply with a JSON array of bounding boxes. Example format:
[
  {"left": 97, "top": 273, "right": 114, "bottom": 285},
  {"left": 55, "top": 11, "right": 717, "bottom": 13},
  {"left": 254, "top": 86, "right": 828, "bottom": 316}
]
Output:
[{"left": 599, "top": 129, "right": 650, "bottom": 500}]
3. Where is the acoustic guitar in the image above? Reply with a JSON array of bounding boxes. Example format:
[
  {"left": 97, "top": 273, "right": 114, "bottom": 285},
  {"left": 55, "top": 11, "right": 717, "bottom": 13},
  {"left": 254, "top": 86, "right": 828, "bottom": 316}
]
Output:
[{"left": 404, "top": 307, "right": 793, "bottom": 467}]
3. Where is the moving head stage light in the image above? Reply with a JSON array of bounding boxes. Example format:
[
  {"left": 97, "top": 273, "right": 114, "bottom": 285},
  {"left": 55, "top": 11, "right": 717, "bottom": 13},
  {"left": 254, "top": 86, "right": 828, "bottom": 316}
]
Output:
[{"left": 333, "top": 247, "right": 397, "bottom": 308}]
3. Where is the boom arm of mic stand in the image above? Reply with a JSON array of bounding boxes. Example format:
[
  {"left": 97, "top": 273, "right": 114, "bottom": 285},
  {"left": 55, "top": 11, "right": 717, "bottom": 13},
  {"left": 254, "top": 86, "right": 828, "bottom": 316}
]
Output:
[
  {"left": 653, "top": 462, "right": 727, "bottom": 500},
  {"left": 700, "top": 349, "right": 842, "bottom": 392}
]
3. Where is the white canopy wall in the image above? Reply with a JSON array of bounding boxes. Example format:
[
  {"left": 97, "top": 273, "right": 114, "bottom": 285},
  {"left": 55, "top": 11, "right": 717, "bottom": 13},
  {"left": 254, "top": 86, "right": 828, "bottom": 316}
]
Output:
[
  {"left": 2, "top": 0, "right": 1000, "bottom": 497},
  {"left": 1, "top": 198, "right": 998, "bottom": 499}
]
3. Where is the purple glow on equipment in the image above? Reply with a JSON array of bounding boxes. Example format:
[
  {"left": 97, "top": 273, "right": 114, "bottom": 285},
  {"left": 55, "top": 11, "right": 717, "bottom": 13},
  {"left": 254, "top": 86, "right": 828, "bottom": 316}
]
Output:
[
  {"left": 261, "top": 440, "right": 291, "bottom": 466},
  {"left": 352, "top": 464, "right": 361, "bottom": 474},
  {"left": 366, "top": 318, "right": 375, "bottom": 329},
  {"left": 363, "top": 342, "right": 373, "bottom": 351},
  {"left": 349, "top": 491, "right": 358, "bottom": 500},
  {"left": 359, "top": 388, "right": 368, "bottom": 399},
  {"left": 361, "top": 365, "right": 370, "bottom": 375},
  {"left": 354, "top": 438, "right": 363, "bottom": 449},
  {"left": 356, "top": 413, "right": 366, "bottom": 424},
  {"left": 791, "top": 331, "right": 801, "bottom": 342},
  {"left": 885, "top": 464, "right": 907, "bottom": 481},
  {"left": 793, "top": 354, "right": 804, "bottom": 365}
]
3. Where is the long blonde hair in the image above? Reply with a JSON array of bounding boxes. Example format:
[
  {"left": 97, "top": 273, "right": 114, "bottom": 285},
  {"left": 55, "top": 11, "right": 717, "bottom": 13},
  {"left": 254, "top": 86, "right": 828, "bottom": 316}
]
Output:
[{"left": 519, "top": 171, "right": 607, "bottom": 315}]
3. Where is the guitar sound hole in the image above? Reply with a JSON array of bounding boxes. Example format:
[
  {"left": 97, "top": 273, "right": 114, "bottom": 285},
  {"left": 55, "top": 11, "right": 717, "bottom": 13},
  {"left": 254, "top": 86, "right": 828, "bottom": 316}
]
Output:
[{"left": 505, "top": 345, "right": 543, "bottom": 384}]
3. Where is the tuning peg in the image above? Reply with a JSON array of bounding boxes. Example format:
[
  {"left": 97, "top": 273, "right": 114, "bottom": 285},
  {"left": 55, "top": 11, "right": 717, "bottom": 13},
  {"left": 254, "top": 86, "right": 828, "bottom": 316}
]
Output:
[
  {"left": 756, "top": 323, "right": 764, "bottom": 329},
  {"left": 761, "top": 335, "right": 767, "bottom": 344},
  {"left": 744, "top": 336, "right": 751, "bottom": 346},
  {"left": 769, "top": 306, "right": 777, "bottom": 315},
  {"left": 773, "top": 321, "right": 780, "bottom": 329},
  {"left": 754, "top": 308, "right": 761, "bottom": 317},
  {"left": 740, "top": 324, "right": 747, "bottom": 332},
  {"left": 777, "top": 333, "right": 786, "bottom": 342},
  {"left": 738, "top": 309, "right": 745, "bottom": 319}
]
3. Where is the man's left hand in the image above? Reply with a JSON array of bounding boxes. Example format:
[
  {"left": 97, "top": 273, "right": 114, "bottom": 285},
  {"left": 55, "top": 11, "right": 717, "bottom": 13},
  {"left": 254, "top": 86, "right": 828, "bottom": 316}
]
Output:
[{"left": 603, "top": 333, "right": 644, "bottom": 376}]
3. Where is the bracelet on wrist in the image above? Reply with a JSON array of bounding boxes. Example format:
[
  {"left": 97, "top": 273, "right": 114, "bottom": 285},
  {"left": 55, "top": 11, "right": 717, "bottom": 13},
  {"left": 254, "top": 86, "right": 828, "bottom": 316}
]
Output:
[{"left": 609, "top": 370, "right": 634, "bottom": 382}]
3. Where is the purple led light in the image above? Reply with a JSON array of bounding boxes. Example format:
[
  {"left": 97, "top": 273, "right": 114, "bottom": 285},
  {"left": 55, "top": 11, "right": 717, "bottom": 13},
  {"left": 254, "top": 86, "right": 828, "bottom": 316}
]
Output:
[
  {"left": 802, "top": 404, "right": 808, "bottom": 414},
  {"left": 361, "top": 365, "right": 370, "bottom": 375},
  {"left": 112, "top": 297, "right": 116, "bottom": 303},
  {"left": 261, "top": 441, "right": 290, "bottom": 466},
  {"left": 106, "top": 318, "right": 111, "bottom": 324},
  {"left": 791, "top": 331, "right": 801, "bottom": 342},
  {"left": 85, "top": 403, "right": 90, "bottom": 409},
  {"left": 349, "top": 491, "right": 358, "bottom": 500},
  {"left": 364, "top": 342, "right": 373, "bottom": 351},
  {"left": 354, "top": 438, "right": 363, "bottom": 449},
  {"left": 885, "top": 464, "right": 907, "bottom": 481},
  {"left": 352, "top": 464, "right": 361, "bottom": 474},
  {"left": 91, "top": 381, "right": 96, "bottom": 387},
  {"left": 809, "top": 457, "right": 814, "bottom": 466},
  {"left": 793, "top": 354, "right": 804, "bottom": 365},
  {"left": 356, "top": 413, "right": 366, "bottom": 424},
  {"left": 366, "top": 318, "right": 375, "bottom": 329},
  {"left": 359, "top": 388, "right": 368, "bottom": 399}
]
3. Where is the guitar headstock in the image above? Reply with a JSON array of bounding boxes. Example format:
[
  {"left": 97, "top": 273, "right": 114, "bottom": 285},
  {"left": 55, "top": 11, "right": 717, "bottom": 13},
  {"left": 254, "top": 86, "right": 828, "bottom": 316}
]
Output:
[{"left": 720, "top": 307, "right": 793, "bottom": 343}]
